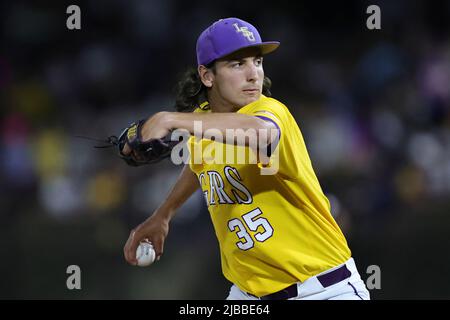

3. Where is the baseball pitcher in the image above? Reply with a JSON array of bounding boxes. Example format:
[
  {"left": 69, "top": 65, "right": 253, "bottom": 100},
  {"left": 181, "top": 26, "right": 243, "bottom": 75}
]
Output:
[{"left": 119, "top": 17, "right": 370, "bottom": 300}]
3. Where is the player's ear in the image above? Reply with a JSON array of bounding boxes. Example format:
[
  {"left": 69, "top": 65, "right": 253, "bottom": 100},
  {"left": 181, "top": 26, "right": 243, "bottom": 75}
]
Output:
[{"left": 198, "top": 65, "right": 214, "bottom": 88}]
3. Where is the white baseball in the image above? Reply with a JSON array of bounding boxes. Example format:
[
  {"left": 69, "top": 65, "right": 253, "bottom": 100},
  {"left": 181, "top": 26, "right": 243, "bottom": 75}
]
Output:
[{"left": 136, "top": 241, "right": 156, "bottom": 267}]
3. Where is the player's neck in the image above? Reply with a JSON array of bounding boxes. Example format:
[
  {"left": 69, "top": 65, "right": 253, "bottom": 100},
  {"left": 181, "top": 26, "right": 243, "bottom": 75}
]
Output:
[{"left": 210, "top": 104, "right": 240, "bottom": 113}]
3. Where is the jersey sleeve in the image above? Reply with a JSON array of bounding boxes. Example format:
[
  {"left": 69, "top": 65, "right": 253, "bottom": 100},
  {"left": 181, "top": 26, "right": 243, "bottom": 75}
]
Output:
[
  {"left": 245, "top": 103, "right": 289, "bottom": 157},
  {"left": 252, "top": 109, "right": 284, "bottom": 136}
]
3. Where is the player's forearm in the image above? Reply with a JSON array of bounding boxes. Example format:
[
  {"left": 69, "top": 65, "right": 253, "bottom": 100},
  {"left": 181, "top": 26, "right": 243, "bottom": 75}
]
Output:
[
  {"left": 154, "top": 164, "right": 200, "bottom": 221},
  {"left": 168, "top": 112, "right": 265, "bottom": 134},
  {"left": 166, "top": 112, "right": 274, "bottom": 146}
]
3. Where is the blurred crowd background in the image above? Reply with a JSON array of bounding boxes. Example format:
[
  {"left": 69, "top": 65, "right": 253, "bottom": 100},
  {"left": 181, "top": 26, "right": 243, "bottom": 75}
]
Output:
[{"left": 1, "top": 0, "right": 450, "bottom": 299}]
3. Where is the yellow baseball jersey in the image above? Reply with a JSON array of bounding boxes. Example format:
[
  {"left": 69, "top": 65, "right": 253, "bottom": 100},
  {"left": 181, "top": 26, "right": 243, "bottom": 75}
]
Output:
[{"left": 187, "top": 95, "right": 351, "bottom": 297}]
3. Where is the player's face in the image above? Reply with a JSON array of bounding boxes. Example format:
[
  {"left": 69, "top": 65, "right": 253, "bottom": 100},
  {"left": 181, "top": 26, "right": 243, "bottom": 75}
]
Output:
[{"left": 211, "top": 48, "right": 264, "bottom": 110}]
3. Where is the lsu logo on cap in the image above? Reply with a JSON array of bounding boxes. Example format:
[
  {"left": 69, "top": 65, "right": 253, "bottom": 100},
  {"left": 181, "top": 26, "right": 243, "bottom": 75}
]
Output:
[{"left": 233, "top": 23, "right": 255, "bottom": 41}]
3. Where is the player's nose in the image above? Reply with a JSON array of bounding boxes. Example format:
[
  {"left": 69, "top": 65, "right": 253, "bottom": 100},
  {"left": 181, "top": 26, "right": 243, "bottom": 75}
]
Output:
[{"left": 246, "top": 64, "right": 259, "bottom": 82}]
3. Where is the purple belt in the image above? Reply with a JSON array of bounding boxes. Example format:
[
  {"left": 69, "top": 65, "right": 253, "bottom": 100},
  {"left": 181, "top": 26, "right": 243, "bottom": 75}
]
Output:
[{"left": 257, "top": 264, "right": 352, "bottom": 300}]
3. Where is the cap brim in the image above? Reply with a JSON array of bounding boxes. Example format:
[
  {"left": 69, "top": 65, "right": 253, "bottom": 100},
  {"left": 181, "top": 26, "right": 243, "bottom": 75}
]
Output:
[
  {"left": 235, "top": 41, "right": 280, "bottom": 56},
  {"left": 212, "top": 41, "right": 280, "bottom": 64},
  {"left": 256, "top": 41, "right": 280, "bottom": 55}
]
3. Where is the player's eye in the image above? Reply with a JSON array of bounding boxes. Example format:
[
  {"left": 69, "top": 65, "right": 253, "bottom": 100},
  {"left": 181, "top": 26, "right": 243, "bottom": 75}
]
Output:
[
  {"left": 231, "top": 61, "right": 243, "bottom": 68},
  {"left": 255, "top": 58, "right": 263, "bottom": 66}
]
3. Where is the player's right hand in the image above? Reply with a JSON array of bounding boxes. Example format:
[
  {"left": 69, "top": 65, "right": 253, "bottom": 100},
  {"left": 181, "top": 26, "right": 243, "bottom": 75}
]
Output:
[
  {"left": 123, "top": 212, "right": 170, "bottom": 265},
  {"left": 121, "top": 142, "right": 145, "bottom": 162}
]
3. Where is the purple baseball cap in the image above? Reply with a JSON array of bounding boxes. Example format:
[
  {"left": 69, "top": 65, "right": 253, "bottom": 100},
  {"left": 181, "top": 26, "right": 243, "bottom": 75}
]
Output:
[{"left": 196, "top": 18, "right": 280, "bottom": 66}]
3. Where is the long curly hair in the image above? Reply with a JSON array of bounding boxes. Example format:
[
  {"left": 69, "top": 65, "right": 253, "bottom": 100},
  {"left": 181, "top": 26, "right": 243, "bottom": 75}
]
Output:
[{"left": 174, "top": 65, "right": 273, "bottom": 112}]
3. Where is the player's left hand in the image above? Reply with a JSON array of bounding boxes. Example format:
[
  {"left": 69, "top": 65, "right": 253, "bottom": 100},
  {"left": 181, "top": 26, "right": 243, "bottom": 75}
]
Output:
[{"left": 121, "top": 112, "right": 172, "bottom": 156}]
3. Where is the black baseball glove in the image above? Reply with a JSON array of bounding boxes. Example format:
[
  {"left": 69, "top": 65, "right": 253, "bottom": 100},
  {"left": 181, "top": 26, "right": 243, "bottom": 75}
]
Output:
[
  {"left": 94, "top": 119, "right": 180, "bottom": 166},
  {"left": 120, "top": 119, "right": 181, "bottom": 166}
]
